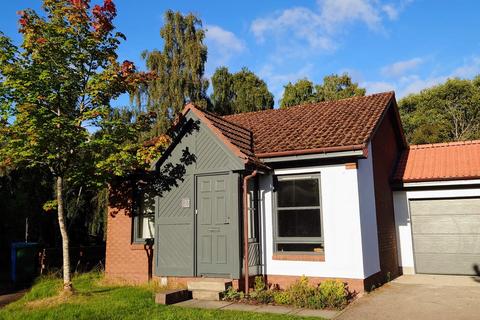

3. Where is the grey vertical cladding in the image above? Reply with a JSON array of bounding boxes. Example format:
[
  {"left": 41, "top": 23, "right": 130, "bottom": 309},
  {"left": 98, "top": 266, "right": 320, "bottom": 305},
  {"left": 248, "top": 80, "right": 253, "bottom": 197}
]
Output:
[
  {"left": 154, "top": 113, "right": 243, "bottom": 278},
  {"left": 410, "top": 198, "right": 480, "bottom": 275},
  {"left": 155, "top": 174, "right": 194, "bottom": 276}
]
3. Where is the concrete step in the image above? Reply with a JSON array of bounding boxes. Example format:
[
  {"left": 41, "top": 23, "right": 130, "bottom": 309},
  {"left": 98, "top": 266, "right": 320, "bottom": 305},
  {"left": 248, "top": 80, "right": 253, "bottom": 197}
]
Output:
[
  {"left": 192, "top": 289, "right": 223, "bottom": 301},
  {"left": 187, "top": 279, "right": 232, "bottom": 292}
]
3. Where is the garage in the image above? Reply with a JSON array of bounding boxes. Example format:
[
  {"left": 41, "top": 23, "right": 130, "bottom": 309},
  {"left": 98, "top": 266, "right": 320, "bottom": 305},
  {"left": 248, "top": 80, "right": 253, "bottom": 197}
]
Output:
[
  {"left": 410, "top": 198, "right": 480, "bottom": 275},
  {"left": 393, "top": 140, "right": 480, "bottom": 276}
]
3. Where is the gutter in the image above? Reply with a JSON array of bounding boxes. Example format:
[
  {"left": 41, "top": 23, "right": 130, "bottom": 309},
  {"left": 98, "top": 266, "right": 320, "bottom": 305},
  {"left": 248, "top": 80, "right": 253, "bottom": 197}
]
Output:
[
  {"left": 242, "top": 170, "right": 257, "bottom": 295},
  {"left": 259, "top": 149, "right": 365, "bottom": 163}
]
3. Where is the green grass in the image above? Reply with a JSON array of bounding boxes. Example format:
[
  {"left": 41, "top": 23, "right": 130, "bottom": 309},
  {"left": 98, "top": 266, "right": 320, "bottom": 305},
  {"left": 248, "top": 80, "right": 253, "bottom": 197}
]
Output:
[{"left": 0, "top": 273, "right": 315, "bottom": 320}]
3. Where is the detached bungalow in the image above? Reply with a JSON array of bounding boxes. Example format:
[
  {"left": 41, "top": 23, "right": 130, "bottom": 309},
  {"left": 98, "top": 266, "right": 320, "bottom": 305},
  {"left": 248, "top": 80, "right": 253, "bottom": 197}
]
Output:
[
  {"left": 105, "top": 91, "right": 480, "bottom": 293},
  {"left": 106, "top": 91, "right": 404, "bottom": 293}
]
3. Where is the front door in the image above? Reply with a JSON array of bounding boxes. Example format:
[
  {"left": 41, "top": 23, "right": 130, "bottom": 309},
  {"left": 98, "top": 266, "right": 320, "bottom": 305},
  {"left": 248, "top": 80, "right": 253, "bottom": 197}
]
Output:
[{"left": 196, "top": 174, "right": 234, "bottom": 276}]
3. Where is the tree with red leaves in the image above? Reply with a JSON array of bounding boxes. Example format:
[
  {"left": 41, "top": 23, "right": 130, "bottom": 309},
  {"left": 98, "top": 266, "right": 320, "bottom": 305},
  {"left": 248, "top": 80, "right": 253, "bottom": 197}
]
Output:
[{"left": 0, "top": 0, "right": 157, "bottom": 292}]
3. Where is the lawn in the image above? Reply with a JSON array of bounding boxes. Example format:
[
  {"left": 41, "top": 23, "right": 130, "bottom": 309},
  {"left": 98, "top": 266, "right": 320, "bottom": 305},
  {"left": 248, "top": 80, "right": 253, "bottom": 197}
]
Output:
[{"left": 0, "top": 273, "right": 315, "bottom": 320}]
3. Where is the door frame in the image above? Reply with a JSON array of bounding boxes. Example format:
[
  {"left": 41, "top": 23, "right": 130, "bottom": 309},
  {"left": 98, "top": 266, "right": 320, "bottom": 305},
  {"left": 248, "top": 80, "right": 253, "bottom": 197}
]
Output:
[{"left": 194, "top": 171, "right": 240, "bottom": 278}]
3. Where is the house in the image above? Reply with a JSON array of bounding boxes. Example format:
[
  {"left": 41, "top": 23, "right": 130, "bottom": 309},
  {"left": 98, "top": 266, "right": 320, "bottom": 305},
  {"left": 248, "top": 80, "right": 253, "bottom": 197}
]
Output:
[
  {"left": 393, "top": 140, "right": 480, "bottom": 276},
  {"left": 105, "top": 91, "right": 480, "bottom": 294}
]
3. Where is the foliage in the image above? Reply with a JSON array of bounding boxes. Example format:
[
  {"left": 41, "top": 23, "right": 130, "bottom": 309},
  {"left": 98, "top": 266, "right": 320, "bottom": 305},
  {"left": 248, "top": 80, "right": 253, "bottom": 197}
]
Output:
[
  {"left": 138, "top": 10, "right": 209, "bottom": 135},
  {"left": 237, "top": 276, "right": 348, "bottom": 310},
  {"left": 314, "top": 280, "right": 348, "bottom": 310},
  {"left": 398, "top": 77, "right": 480, "bottom": 144},
  {"left": 315, "top": 73, "right": 366, "bottom": 102},
  {"left": 280, "top": 73, "right": 366, "bottom": 108},
  {"left": 209, "top": 67, "right": 274, "bottom": 115},
  {"left": 223, "top": 285, "right": 244, "bottom": 301},
  {"left": 0, "top": 0, "right": 161, "bottom": 291},
  {"left": 249, "top": 276, "right": 274, "bottom": 304},
  {"left": 286, "top": 276, "right": 314, "bottom": 308},
  {"left": 280, "top": 79, "right": 316, "bottom": 108},
  {"left": 0, "top": 273, "right": 306, "bottom": 320},
  {"left": 272, "top": 290, "right": 291, "bottom": 305}
]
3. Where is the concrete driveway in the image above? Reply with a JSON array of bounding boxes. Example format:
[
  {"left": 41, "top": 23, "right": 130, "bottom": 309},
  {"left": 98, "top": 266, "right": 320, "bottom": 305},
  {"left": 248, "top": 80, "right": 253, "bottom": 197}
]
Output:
[{"left": 336, "top": 275, "right": 480, "bottom": 320}]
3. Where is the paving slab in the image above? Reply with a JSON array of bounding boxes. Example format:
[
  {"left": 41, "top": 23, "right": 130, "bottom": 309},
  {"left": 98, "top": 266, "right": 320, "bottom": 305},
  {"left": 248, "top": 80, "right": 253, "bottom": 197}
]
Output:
[
  {"left": 254, "top": 305, "right": 295, "bottom": 314},
  {"left": 174, "top": 299, "right": 233, "bottom": 310},
  {"left": 292, "top": 308, "right": 338, "bottom": 319},
  {"left": 220, "top": 303, "right": 263, "bottom": 312},
  {"left": 337, "top": 276, "right": 480, "bottom": 320}
]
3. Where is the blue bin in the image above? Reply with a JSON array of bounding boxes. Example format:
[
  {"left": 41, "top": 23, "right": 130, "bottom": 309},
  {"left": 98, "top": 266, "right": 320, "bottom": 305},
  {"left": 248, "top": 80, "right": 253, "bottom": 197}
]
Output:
[{"left": 11, "top": 242, "right": 38, "bottom": 285}]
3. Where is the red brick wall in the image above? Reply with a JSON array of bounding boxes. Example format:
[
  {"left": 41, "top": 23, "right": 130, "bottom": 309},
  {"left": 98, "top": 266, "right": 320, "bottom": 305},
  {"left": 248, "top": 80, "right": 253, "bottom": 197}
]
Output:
[
  {"left": 105, "top": 184, "right": 153, "bottom": 283},
  {"left": 371, "top": 105, "right": 404, "bottom": 280}
]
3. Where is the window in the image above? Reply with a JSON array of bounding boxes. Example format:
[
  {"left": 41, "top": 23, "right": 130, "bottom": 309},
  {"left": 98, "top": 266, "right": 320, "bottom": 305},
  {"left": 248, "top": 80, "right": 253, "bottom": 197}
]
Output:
[
  {"left": 247, "top": 178, "right": 259, "bottom": 241},
  {"left": 133, "top": 193, "right": 155, "bottom": 242},
  {"left": 274, "top": 174, "right": 323, "bottom": 253}
]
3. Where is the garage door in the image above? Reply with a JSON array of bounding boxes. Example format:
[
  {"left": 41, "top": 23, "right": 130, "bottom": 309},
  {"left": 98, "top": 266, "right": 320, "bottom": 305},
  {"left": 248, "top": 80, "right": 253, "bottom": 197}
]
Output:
[{"left": 410, "top": 198, "right": 480, "bottom": 275}]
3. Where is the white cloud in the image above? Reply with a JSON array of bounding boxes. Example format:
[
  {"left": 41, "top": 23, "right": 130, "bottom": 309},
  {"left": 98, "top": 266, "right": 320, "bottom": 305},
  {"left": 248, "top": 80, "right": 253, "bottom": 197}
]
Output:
[
  {"left": 364, "top": 55, "right": 480, "bottom": 98},
  {"left": 258, "top": 64, "right": 315, "bottom": 104},
  {"left": 363, "top": 81, "right": 396, "bottom": 94},
  {"left": 381, "top": 57, "right": 423, "bottom": 77},
  {"left": 250, "top": 0, "right": 410, "bottom": 58},
  {"left": 205, "top": 25, "right": 246, "bottom": 67},
  {"left": 382, "top": 4, "right": 399, "bottom": 20}
]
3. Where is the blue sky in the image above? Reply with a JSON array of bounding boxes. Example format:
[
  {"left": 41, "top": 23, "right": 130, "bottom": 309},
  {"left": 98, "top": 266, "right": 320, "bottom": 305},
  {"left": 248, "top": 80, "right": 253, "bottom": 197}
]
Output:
[{"left": 2, "top": 0, "right": 480, "bottom": 107}]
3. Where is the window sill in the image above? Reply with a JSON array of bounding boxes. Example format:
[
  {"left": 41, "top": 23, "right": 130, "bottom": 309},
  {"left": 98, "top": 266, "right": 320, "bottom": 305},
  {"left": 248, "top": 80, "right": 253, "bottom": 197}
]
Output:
[
  {"left": 130, "top": 243, "right": 154, "bottom": 250},
  {"left": 272, "top": 253, "right": 325, "bottom": 262}
]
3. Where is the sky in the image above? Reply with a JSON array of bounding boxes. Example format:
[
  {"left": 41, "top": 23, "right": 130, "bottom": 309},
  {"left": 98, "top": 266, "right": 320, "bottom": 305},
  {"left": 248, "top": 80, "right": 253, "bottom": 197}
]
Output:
[{"left": 1, "top": 0, "right": 480, "bottom": 107}]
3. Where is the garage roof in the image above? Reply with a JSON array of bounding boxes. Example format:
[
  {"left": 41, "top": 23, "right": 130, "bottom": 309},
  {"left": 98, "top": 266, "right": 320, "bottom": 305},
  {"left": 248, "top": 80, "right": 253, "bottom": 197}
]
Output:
[{"left": 394, "top": 140, "right": 480, "bottom": 182}]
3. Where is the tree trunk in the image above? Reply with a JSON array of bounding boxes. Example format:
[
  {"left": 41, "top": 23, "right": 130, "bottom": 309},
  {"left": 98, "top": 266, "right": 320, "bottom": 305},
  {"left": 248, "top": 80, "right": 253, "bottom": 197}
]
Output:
[{"left": 56, "top": 175, "right": 73, "bottom": 291}]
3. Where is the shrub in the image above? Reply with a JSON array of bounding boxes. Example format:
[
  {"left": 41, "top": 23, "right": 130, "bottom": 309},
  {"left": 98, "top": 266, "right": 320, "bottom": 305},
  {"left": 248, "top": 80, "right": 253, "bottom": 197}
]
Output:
[
  {"left": 249, "top": 276, "right": 273, "bottom": 303},
  {"left": 314, "top": 280, "right": 348, "bottom": 309},
  {"left": 272, "top": 290, "right": 291, "bottom": 305},
  {"left": 223, "top": 286, "right": 244, "bottom": 301},
  {"left": 286, "top": 276, "right": 315, "bottom": 308}
]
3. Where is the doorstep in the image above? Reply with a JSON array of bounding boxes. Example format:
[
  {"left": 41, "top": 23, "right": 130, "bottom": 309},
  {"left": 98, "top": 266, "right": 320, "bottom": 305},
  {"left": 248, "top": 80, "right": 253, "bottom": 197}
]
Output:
[{"left": 172, "top": 300, "right": 339, "bottom": 319}]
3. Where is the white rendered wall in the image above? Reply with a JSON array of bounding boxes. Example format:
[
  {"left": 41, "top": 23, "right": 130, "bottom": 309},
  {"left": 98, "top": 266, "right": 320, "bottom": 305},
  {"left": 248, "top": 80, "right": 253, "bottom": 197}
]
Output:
[
  {"left": 259, "top": 161, "right": 377, "bottom": 280},
  {"left": 394, "top": 187, "right": 480, "bottom": 274},
  {"left": 356, "top": 144, "right": 381, "bottom": 277}
]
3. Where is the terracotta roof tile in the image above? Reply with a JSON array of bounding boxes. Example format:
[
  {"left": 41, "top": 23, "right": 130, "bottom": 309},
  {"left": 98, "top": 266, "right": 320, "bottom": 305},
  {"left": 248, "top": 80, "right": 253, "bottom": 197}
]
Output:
[
  {"left": 394, "top": 140, "right": 480, "bottom": 182},
  {"left": 223, "top": 92, "right": 395, "bottom": 157},
  {"left": 183, "top": 92, "right": 396, "bottom": 164}
]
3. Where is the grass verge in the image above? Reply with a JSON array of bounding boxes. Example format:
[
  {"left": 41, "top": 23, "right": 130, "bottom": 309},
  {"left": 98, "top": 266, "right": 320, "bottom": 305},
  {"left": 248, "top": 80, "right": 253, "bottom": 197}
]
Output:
[{"left": 0, "top": 272, "right": 316, "bottom": 320}]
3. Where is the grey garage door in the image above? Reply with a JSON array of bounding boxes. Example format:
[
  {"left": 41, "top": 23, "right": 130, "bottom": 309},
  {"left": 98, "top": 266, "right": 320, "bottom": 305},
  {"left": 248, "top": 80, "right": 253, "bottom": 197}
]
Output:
[{"left": 410, "top": 198, "right": 480, "bottom": 275}]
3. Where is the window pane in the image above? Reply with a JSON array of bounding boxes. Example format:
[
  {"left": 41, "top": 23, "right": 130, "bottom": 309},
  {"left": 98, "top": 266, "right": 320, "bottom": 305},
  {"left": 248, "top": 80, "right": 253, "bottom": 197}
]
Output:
[
  {"left": 277, "top": 178, "right": 320, "bottom": 207},
  {"left": 139, "top": 215, "right": 155, "bottom": 239},
  {"left": 277, "top": 209, "right": 321, "bottom": 237},
  {"left": 142, "top": 194, "right": 155, "bottom": 214},
  {"left": 138, "top": 193, "right": 155, "bottom": 239},
  {"left": 277, "top": 243, "right": 323, "bottom": 252}
]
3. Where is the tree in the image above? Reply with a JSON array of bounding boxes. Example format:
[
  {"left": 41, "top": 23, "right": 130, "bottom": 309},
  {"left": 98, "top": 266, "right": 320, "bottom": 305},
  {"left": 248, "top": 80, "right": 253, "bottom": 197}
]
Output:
[
  {"left": 280, "top": 78, "right": 315, "bottom": 108},
  {"left": 279, "top": 73, "right": 366, "bottom": 108},
  {"left": 399, "top": 77, "right": 480, "bottom": 144},
  {"left": 210, "top": 66, "right": 234, "bottom": 115},
  {"left": 140, "top": 10, "right": 209, "bottom": 134},
  {"left": 0, "top": 0, "right": 157, "bottom": 292},
  {"left": 209, "top": 67, "right": 274, "bottom": 115},
  {"left": 315, "top": 73, "right": 366, "bottom": 102}
]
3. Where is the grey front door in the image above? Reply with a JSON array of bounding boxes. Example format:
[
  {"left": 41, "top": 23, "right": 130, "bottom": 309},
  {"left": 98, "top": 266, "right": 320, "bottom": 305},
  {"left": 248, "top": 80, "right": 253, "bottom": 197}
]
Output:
[
  {"left": 196, "top": 174, "right": 234, "bottom": 276},
  {"left": 410, "top": 198, "right": 480, "bottom": 275}
]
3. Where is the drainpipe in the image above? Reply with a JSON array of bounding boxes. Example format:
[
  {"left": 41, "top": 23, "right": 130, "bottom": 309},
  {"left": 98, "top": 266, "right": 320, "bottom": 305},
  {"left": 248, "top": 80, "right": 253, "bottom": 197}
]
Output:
[{"left": 243, "top": 170, "right": 257, "bottom": 295}]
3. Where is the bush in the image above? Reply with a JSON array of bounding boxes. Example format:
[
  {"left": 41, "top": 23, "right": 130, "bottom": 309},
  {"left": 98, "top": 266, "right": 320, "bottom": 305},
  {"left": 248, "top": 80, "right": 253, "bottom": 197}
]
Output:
[
  {"left": 272, "top": 290, "right": 290, "bottom": 305},
  {"left": 249, "top": 276, "right": 273, "bottom": 303},
  {"left": 224, "top": 276, "right": 348, "bottom": 310},
  {"left": 317, "top": 280, "right": 348, "bottom": 309},
  {"left": 223, "top": 285, "right": 244, "bottom": 301},
  {"left": 286, "top": 276, "right": 314, "bottom": 308}
]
